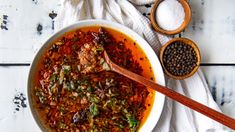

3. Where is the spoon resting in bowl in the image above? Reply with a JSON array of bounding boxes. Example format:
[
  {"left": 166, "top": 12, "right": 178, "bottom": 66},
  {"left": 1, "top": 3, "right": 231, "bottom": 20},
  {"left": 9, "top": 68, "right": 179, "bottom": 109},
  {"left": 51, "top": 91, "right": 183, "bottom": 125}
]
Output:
[
  {"left": 103, "top": 51, "right": 235, "bottom": 130},
  {"left": 77, "top": 41, "right": 235, "bottom": 129}
]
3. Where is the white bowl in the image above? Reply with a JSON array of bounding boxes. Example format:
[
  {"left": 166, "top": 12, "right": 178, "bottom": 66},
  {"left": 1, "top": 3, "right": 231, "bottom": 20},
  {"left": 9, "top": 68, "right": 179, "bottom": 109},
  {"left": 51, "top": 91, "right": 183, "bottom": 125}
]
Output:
[{"left": 28, "top": 20, "right": 165, "bottom": 132}]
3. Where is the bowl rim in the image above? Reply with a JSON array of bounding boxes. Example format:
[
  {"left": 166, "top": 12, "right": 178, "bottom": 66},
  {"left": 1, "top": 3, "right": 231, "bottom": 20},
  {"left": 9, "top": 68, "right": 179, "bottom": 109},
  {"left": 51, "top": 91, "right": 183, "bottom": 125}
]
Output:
[
  {"left": 27, "top": 19, "right": 165, "bottom": 132},
  {"left": 159, "top": 37, "right": 201, "bottom": 80},
  {"left": 150, "top": 0, "right": 192, "bottom": 35}
]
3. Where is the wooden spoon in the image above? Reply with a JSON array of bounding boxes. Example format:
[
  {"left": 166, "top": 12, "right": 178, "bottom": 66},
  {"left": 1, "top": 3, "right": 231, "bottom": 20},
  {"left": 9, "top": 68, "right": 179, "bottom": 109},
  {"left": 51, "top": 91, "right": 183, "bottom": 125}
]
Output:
[{"left": 104, "top": 51, "right": 235, "bottom": 130}]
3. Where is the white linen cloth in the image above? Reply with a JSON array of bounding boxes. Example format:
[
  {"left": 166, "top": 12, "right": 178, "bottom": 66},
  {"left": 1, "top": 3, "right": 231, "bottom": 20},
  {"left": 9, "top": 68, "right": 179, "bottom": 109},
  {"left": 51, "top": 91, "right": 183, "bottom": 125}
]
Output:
[{"left": 56, "top": 0, "right": 226, "bottom": 131}]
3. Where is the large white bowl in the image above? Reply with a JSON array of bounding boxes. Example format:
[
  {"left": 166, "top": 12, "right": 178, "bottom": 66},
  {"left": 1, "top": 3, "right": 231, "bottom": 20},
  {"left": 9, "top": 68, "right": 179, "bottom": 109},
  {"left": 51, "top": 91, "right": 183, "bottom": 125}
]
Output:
[{"left": 28, "top": 20, "right": 165, "bottom": 132}]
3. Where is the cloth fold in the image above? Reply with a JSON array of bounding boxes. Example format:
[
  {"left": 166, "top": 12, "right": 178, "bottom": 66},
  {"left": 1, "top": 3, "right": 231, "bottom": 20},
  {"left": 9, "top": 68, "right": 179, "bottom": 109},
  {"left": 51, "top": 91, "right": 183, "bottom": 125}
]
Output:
[{"left": 56, "top": 0, "right": 225, "bottom": 131}]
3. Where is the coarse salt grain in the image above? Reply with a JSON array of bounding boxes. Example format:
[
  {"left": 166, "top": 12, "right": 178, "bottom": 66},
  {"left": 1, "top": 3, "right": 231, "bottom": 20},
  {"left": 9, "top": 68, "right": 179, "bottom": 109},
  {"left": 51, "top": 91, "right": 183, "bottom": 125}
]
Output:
[{"left": 156, "top": 0, "right": 185, "bottom": 31}]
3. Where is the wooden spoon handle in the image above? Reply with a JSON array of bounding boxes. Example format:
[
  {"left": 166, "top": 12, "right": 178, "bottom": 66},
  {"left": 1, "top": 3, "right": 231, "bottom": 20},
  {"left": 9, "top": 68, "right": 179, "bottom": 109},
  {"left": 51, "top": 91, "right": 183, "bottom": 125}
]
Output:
[{"left": 109, "top": 61, "right": 235, "bottom": 129}]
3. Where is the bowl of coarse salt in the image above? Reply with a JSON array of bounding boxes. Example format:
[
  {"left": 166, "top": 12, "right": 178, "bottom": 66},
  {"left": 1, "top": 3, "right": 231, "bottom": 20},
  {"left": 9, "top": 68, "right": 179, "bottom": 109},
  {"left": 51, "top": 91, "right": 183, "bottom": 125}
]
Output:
[{"left": 150, "top": 0, "right": 191, "bottom": 35}]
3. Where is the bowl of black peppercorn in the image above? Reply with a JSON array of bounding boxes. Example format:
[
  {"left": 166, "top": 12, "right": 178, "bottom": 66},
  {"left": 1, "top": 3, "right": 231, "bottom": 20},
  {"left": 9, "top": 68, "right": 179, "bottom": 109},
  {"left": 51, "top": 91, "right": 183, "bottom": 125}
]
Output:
[{"left": 159, "top": 38, "right": 201, "bottom": 80}]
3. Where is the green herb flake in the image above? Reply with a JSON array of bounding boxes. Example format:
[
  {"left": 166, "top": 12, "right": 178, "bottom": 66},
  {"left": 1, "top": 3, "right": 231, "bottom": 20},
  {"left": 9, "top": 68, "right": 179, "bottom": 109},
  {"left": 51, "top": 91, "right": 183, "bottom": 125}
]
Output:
[
  {"left": 90, "top": 96, "right": 99, "bottom": 103},
  {"left": 62, "top": 65, "right": 71, "bottom": 74},
  {"left": 87, "top": 86, "right": 94, "bottom": 92},
  {"left": 50, "top": 74, "right": 57, "bottom": 81},
  {"left": 81, "top": 79, "right": 88, "bottom": 85},
  {"left": 92, "top": 125, "right": 98, "bottom": 132},
  {"left": 127, "top": 116, "right": 138, "bottom": 128},
  {"left": 89, "top": 103, "right": 99, "bottom": 117},
  {"left": 60, "top": 107, "right": 65, "bottom": 115},
  {"left": 96, "top": 47, "right": 103, "bottom": 52}
]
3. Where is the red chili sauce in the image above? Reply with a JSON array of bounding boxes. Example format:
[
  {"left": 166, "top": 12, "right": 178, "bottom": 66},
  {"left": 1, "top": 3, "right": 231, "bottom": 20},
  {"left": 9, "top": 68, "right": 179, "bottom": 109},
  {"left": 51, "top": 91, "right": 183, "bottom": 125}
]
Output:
[{"left": 33, "top": 26, "right": 155, "bottom": 132}]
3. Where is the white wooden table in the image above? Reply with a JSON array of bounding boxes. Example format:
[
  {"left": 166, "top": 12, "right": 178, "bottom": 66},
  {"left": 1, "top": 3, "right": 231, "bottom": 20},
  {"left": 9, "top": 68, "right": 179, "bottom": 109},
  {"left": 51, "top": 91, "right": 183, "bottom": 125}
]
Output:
[{"left": 0, "top": 0, "right": 235, "bottom": 131}]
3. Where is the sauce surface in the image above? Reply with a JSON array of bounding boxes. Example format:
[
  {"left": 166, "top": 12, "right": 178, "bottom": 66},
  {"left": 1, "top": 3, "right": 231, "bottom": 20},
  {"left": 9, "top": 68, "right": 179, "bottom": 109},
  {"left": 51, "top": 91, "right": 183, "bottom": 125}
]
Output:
[{"left": 33, "top": 26, "right": 155, "bottom": 132}]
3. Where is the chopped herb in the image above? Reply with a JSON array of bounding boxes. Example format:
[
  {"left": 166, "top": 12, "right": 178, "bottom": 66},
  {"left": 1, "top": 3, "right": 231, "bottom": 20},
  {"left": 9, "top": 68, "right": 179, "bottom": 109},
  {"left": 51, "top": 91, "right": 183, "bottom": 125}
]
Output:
[
  {"left": 50, "top": 74, "right": 57, "bottom": 81},
  {"left": 62, "top": 65, "right": 71, "bottom": 74},
  {"left": 60, "top": 107, "right": 65, "bottom": 114},
  {"left": 92, "top": 125, "right": 98, "bottom": 132},
  {"left": 81, "top": 79, "right": 88, "bottom": 85},
  {"left": 127, "top": 116, "right": 138, "bottom": 128},
  {"left": 90, "top": 96, "right": 99, "bottom": 103},
  {"left": 89, "top": 103, "right": 99, "bottom": 117},
  {"left": 96, "top": 47, "right": 103, "bottom": 52},
  {"left": 87, "top": 86, "right": 94, "bottom": 92}
]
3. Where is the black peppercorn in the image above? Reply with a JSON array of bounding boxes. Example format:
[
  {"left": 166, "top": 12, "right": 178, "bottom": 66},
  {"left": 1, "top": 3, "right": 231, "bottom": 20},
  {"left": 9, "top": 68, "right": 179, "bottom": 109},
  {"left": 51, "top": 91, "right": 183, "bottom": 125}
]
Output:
[{"left": 162, "top": 41, "right": 198, "bottom": 76}]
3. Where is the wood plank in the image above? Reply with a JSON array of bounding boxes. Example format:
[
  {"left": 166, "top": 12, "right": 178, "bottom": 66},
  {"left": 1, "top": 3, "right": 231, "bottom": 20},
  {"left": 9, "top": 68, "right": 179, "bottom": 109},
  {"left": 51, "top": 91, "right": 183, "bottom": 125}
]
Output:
[
  {"left": 0, "top": 66, "right": 40, "bottom": 131},
  {"left": 1, "top": 0, "right": 235, "bottom": 63},
  {"left": 0, "top": 0, "right": 61, "bottom": 63},
  {"left": 184, "top": 0, "right": 235, "bottom": 63},
  {"left": 201, "top": 66, "right": 235, "bottom": 120},
  {"left": 0, "top": 66, "right": 234, "bottom": 131}
]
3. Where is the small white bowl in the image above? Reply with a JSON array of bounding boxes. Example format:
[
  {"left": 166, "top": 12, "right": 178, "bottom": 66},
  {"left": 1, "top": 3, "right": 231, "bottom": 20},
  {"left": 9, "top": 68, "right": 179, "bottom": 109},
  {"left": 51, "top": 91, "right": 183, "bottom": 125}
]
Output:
[{"left": 28, "top": 20, "right": 165, "bottom": 132}]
